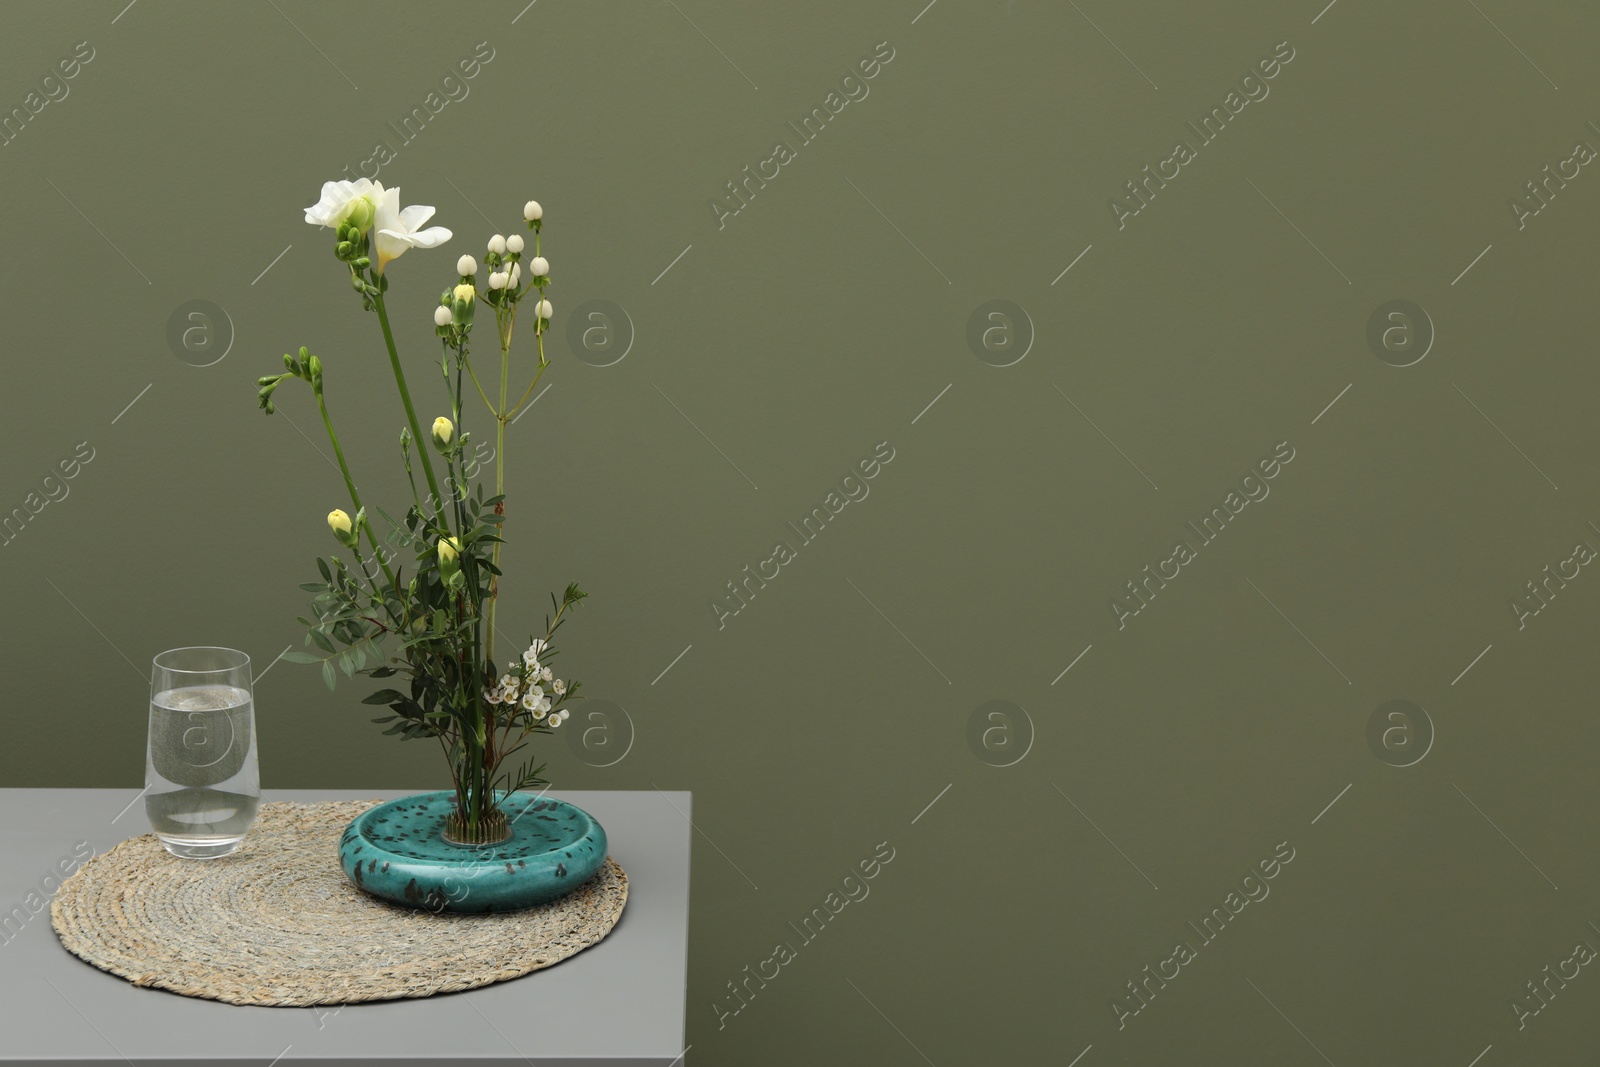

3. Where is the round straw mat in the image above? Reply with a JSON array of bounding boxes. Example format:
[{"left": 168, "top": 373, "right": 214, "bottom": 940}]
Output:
[{"left": 50, "top": 800, "right": 627, "bottom": 1006}]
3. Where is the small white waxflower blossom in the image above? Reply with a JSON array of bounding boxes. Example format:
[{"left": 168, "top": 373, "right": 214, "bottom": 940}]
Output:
[
  {"left": 552, "top": 678, "right": 566, "bottom": 695},
  {"left": 506, "top": 234, "right": 524, "bottom": 253},
  {"left": 558, "top": 709, "right": 570, "bottom": 724},
  {"left": 535, "top": 299, "right": 552, "bottom": 320},
  {"left": 528, "top": 638, "right": 548, "bottom": 655},
  {"left": 523, "top": 200, "right": 542, "bottom": 221},
  {"left": 530, "top": 256, "right": 549, "bottom": 276},
  {"left": 520, "top": 691, "right": 537, "bottom": 712},
  {"left": 457, "top": 254, "right": 478, "bottom": 276},
  {"left": 541, "top": 666, "right": 553, "bottom": 682},
  {"left": 487, "top": 272, "right": 506, "bottom": 290},
  {"left": 522, "top": 649, "right": 540, "bottom": 669},
  {"left": 499, "top": 674, "right": 515, "bottom": 690},
  {"left": 488, "top": 234, "right": 507, "bottom": 254},
  {"left": 433, "top": 305, "right": 452, "bottom": 327},
  {"left": 483, "top": 688, "right": 500, "bottom": 705}
]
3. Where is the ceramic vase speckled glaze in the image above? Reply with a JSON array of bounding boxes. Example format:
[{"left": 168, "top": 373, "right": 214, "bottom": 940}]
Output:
[{"left": 338, "top": 791, "right": 607, "bottom": 913}]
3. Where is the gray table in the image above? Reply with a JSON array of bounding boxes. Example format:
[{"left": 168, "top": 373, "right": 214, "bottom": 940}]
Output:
[{"left": 0, "top": 789, "right": 690, "bottom": 1067}]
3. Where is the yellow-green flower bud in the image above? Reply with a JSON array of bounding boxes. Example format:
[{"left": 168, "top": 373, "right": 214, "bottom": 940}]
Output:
[
  {"left": 343, "top": 195, "right": 375, "bottom": 234},
  {"left": 452, "top": 283, "right": 475, "bottom": 307},
  {"left": 437, "top": 536, "right": 463, "bottom": 587},
  {"left": 432, "top": 416, "right": 454, "bottom": 450},
  {"left": 327, "top": 509, "right": 357, "bottom": 548}
]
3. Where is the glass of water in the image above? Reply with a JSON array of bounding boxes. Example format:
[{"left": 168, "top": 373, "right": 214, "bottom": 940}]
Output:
[{"left": 146, "top": 647, "right": 259, "bottom": 859}]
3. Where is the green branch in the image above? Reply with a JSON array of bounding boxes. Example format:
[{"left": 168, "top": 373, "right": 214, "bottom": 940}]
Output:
[{"left": 373, "top": 290, "right": 444, "bottom": 513}]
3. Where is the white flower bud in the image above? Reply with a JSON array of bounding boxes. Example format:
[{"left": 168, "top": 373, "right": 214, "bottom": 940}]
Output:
[
  {"left": 488, "top": 234, "right": 507, "bottom": 254},
  {"left": 433, "top": 305, "right": 452, "bottom": 327},
  {"left": 523, "top": 200, "right": 542, "bottom": 221},
  {"left": 456, "top": 254, "right": 478, "bottom": 276},
  {"left": 487, "top": 272, "right": 506, "bottom": 290},
  {"left": 509, "top": 262, "right": 521, "bottom": 287},
  {"left": 506, "top": 234, "right": 525, "bottom": 253},
  {"left": 535, "top": 299, "right": 552, "bottom": 320},
  {"left": 530, "top": 256, "right": 548, "bottom": 276}
]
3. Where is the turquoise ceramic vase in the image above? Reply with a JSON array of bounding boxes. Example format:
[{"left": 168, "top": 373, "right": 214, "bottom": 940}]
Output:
[{"left": 339, "top": 791, "right": 607, "bottom": 913}]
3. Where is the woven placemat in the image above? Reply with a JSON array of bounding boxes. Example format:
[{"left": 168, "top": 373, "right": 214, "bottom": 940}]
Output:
[{"left": 50, "top": 799, "right": 627, "bottom": 1006}]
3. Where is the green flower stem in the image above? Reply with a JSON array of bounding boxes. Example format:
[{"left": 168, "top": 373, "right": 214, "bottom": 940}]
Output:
[
  {"left": 314, "top": 389, "right": 399, "bottom": 595},
  {"left": 504, "top": 351, "right": 549, "bottom": 421},
  {"left": 372, "top": 290, "right": 444, "bottom": 513},
  {"left": 484, "top": 327, "right": 511, "bottom": 668},
  {"left": 462, "top": 354, "right": 497, "bottom": 418}
]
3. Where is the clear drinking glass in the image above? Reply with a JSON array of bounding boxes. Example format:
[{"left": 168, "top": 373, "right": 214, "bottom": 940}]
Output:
[{"left": 145, "top": 647, "right": 260, "bottom": 859}]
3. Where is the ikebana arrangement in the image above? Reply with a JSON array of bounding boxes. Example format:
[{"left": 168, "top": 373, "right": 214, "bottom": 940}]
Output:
[{"left": 256, "top": 179, "right": 595, "bottom": 871}]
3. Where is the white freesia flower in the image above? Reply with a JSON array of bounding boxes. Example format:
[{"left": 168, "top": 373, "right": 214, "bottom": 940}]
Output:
[
  {"left": 373, "top": 186, "right": 452, "bottom": 273},
  {"left": 305, "top": 178, "right": 381, "bottom": 231}
]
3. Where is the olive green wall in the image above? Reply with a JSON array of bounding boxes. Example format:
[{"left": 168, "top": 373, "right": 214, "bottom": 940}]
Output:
[{"left": 5, "top": 1, "right": 1600, "bottom": 1062}]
